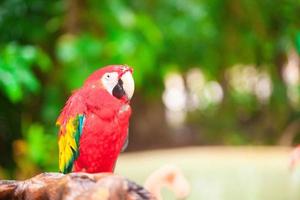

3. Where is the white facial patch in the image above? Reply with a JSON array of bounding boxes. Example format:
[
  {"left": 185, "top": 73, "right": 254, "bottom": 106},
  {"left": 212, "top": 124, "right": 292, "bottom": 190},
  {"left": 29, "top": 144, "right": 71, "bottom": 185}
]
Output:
[{"left": 101, "top": 72, "right": 119, "bottom": 94}]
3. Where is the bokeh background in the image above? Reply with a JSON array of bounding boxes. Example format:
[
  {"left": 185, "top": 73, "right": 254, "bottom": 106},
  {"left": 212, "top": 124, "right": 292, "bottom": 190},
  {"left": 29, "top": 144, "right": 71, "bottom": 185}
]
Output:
[{"left": 1, "top": 0, "right": 300, "bottom": 199}]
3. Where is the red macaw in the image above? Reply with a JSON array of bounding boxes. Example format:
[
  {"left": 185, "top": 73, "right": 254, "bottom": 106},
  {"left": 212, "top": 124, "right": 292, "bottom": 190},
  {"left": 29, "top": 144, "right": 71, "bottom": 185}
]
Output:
[{"left": 56, "top": 65, "right": 134, "bottom": 173}]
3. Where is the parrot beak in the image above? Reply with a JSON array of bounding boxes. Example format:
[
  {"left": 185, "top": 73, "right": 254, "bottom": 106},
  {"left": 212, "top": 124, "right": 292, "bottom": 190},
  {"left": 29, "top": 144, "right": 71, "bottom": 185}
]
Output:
[{"left": 112, "top": 67, "right": 134, "bottom": 102}]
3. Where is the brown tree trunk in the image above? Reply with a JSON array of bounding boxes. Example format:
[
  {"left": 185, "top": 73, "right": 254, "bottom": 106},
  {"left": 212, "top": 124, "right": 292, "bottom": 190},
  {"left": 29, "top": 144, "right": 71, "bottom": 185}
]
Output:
[{"left": 64, "top": 0, "right": 85, "bottom": 34}]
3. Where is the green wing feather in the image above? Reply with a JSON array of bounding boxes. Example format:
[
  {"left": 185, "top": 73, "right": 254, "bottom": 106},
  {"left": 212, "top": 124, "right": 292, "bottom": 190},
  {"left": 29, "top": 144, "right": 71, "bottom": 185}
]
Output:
[{"left": 57, "top": 115, "right": 85, "bottom": 173}]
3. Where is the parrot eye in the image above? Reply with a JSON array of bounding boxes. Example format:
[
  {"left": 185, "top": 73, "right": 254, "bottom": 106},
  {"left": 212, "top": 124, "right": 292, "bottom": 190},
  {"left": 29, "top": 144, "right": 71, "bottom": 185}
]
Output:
[{"left": 105, "top": 73, "right": 112, "bottom": 80}]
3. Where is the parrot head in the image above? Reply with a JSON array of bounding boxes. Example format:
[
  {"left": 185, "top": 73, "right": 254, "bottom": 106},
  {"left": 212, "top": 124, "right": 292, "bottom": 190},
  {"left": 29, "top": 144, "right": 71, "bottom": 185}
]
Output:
[{"left": 84, "top": 65, "right": 134, "bottom": 102}]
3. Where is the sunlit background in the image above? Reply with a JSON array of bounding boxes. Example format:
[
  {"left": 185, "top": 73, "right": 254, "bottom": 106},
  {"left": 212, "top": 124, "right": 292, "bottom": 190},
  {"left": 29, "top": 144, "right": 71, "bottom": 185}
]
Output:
[{"left": 1, "top": 0, "right": 300, "bottom": 199}]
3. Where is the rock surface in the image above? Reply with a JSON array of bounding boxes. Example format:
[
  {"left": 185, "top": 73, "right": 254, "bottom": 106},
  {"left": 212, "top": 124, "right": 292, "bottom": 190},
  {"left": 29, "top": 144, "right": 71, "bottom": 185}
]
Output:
[{"left": 0, "top": 172, "right": 155, "bottom": 200}]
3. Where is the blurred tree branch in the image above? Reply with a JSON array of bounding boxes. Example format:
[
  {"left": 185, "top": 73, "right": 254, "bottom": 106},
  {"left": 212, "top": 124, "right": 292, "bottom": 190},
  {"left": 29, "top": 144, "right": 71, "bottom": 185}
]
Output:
[{"left": 0, "top": 172, "right": 154, "bottom": 200}]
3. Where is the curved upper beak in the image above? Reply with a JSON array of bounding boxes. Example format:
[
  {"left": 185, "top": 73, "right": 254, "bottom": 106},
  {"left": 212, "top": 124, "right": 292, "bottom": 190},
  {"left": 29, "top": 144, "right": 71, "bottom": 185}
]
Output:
[
  {"left": 113, "top": 67, "right": 134, "bottom": 101},
  {"left": 118, "top": 68, "right": 134, "bottom": 101}
]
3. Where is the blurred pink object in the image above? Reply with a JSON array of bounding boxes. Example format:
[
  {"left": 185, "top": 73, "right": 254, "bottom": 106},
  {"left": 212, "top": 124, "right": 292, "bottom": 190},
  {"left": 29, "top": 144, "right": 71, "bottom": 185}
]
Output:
[
  {"left": 289, "top": 145, "right": 300, "bottom": 170},
  {"left": 144, "top": 165, "right": 190, "bottom": 200}
]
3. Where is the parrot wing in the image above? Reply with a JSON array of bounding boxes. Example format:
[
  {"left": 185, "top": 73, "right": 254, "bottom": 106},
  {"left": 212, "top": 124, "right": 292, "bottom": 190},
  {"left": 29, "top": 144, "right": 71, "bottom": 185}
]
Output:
[
  {"left": 56, "top": 92, "right": 86, "bottom": 174},
  {"left": 121, "top": 129, "right": 129, "bottom": 152},
  {"left": 118, "top": 105, "right": 131, "bottom": 152}
]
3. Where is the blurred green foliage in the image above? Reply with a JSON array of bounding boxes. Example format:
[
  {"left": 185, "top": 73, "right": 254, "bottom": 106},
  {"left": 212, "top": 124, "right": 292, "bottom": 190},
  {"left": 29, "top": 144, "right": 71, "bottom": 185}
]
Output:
[
  {"left": 0, "top": 43, "right": 50, "bottom": 102},
  {"left": 0, "top": 0, "right": 300, "bottom": 178}
]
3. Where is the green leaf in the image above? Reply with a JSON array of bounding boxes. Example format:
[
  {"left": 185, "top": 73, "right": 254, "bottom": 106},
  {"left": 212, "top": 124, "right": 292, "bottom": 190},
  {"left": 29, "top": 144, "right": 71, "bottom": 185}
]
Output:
[{"left": 295, "top": 31, "right": 300, "bottom": 55}]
